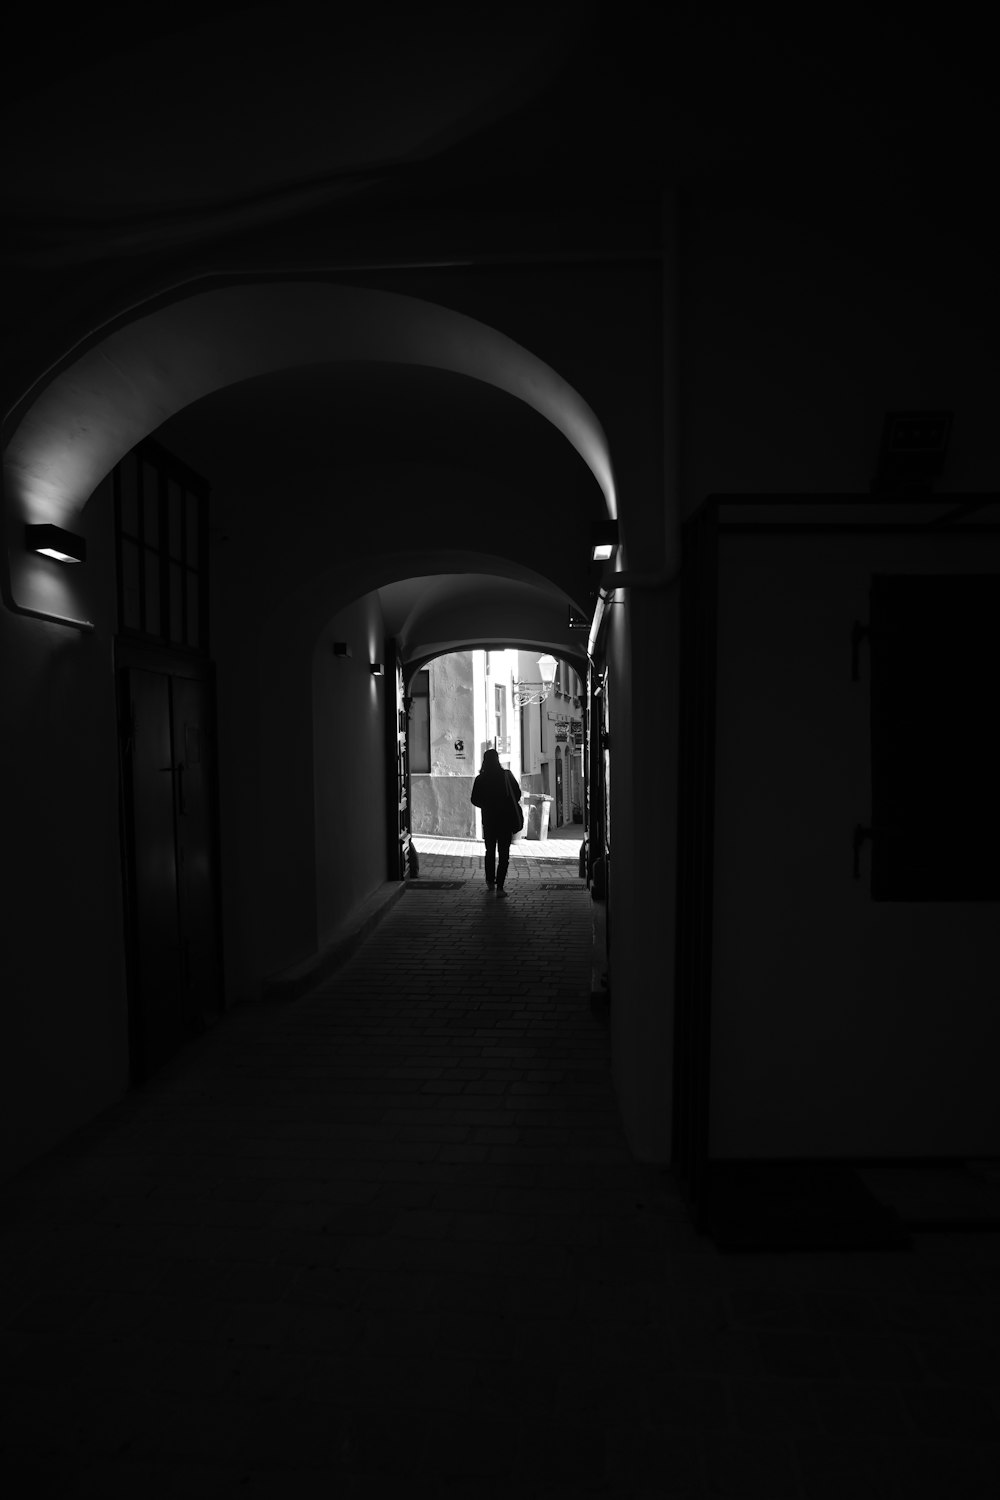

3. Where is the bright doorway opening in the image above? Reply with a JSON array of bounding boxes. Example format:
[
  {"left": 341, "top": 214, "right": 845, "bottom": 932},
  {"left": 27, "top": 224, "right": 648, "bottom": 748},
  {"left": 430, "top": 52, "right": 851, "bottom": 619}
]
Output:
[{"left": 409, "top": 648, "right": 586, "bottom": 843}]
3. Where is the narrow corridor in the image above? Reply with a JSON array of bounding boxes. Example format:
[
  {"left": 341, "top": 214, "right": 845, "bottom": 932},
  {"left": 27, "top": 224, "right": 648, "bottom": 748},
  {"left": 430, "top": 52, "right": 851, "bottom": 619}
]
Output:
[{"left": 1, "top": 874, "right": 998, "bottom": 1497}]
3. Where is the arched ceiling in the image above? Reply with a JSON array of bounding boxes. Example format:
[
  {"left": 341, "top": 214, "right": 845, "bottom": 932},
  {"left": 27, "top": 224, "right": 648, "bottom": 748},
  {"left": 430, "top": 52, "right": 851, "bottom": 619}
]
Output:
[
  {"left": 2, "top": 282, "right": 615, "bottom": 631},
  {"left": 4, "top": 283, "right": 615, "bottom": 518},
  {"left": 154, "top": 360, "right": 605, "bottom": 656},
  {"left": 376, "top": 573, "right": 587, "bottom": 677},
  {"left": 156, "top": 360, "right": 607, "bottom": 499}
]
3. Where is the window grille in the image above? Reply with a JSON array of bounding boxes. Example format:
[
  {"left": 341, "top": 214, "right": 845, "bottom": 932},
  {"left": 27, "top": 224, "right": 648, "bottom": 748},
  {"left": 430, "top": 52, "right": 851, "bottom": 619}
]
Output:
[{"left": 114, "top": 438, "right": 209, "bottom": 653}]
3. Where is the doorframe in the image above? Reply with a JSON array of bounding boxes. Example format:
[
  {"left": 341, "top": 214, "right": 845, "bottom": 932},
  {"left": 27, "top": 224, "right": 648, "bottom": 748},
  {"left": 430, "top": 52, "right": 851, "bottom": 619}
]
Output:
[
  {"left": 385, "top": 638, "right": 413, "bottom": 881},
  {"left": 671, "top": 499, "right": 719, "bottom": 1219}
]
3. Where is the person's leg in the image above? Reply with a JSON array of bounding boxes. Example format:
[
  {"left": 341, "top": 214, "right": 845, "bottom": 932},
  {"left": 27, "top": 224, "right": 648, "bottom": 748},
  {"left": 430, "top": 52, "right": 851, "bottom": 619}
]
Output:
[
  {"left": 496, "top": 833, "right": 511, "bottom": 893},
  {"left": 483, "top": 828, "right": 496, "bottom": 887}
]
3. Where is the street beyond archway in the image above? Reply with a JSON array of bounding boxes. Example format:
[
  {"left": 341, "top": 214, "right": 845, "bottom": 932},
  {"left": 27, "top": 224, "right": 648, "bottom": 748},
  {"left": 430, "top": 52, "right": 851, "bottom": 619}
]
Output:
[{"left": 412, "top": 822, "right": 583, "bottom": 885}]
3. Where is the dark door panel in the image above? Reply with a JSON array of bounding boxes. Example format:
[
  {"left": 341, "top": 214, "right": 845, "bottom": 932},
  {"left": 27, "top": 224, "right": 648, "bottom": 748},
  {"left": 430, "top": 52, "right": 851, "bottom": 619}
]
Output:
[
  {"left": 124, "top": 668, "right": 185, "bottom": 1077},
  {"left": 119, "top": 657, "right": 223, "bottom": 1081},
  {"left": 171, "top": 674, "right": 223, "bottom": 1030},
  {"left": 870, "top": 574, "right": 1000, "bottom": 899}
]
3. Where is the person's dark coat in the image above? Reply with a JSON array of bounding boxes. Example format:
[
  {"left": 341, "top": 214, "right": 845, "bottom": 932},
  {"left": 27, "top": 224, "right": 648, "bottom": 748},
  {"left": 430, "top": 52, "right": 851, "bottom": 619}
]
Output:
[{"left": 470, "top": 752, "right": 523, "bottom": 834}]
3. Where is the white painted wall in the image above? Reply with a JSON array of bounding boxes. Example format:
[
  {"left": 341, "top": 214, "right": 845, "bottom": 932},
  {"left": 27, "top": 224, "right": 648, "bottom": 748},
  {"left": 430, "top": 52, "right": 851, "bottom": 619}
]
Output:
[
  {"left": 605, "top": 583, "right": 680, "bottom": 1163},
  {"left": 313, "top": 594, "right": 389, "bottom": 951}
]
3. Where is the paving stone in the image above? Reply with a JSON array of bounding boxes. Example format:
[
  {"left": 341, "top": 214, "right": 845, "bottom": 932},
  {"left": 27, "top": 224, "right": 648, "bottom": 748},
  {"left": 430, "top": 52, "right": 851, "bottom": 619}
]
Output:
[
  {"left": 354, "top": 1353, "right": 478, "bottom": 1413},
  {"left": 834, "top": 1330, "right": 927, "bottom": 1382},
  {"left": 603, "top": 1420, "right": 703, "bottom": 1493},
  {"left": 452, "top": 1211, "right": 536, "bottom": 1242},
  {"left": 727, "top": 1378, "right": 825, "bottom": 1437},
  {"left": 339, "top": 1408, "right": 429, "bottom": 1475},
  {"left": 794, "top": 1436, "right": 920, "bottom": 1500},
  {"left": 533, "top": 1213, "right": 603, "bottom": 1250},
  {"left": 900, "top": 1382, "right": 1000, "bottom": 1441},
  {"left": 427, "top": 1271, "right": 513, "bottom": 1316},
  {"left": 755, "top": 1329, "right": 845, "bottom": 1380},
  {"left": 699, "top": 1434, "right": 801, "bottom": 1498},
  {"left": 513, "top": 1415, "right": 607, "bottom": 1482}
]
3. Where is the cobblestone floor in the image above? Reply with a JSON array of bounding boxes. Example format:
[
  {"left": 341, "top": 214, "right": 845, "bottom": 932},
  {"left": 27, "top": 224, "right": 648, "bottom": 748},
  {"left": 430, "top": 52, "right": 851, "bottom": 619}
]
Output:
[
  {"left": 412, "top": 829, "right": 585, "bottom": 877},
  {"left": 1, "top": 875, "right": 999, "bottom": 1497},
  {"left": 413, "top": 849, "right": 583, "bottom": 885}
]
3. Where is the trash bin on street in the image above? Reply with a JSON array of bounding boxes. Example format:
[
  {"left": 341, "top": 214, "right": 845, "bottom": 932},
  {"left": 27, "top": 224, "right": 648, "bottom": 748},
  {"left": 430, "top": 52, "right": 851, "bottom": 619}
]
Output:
[{"left": 523, "top": 793, "right": 554, "bottom": 840}]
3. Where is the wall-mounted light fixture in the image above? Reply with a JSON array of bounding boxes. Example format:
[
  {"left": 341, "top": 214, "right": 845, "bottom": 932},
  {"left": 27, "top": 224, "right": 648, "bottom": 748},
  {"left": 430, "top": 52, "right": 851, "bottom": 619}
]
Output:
[
  {"left": 370, "top": 661, "right": 385, "bottom": 677},
  {"left": 25, "top": 523, "right": 87, "bottom": 564},
  {"left": 513, "top": 652, "right": 558, "bottom": 708},
  {"left": 332, "top": 642, "right": 352, "bottom": 658},
  {"left": 590, "top": 520, "right": 619, "bottom": 563}
]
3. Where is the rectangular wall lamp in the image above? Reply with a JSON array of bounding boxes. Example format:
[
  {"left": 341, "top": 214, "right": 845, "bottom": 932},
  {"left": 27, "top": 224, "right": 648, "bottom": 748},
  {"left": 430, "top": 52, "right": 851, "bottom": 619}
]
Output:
[
  {"left": 590, "top": 520, "right": 619, "bottom": 562},
  {"left": 25, "top": 523, "right": 87, "bottom": 564},
  {"left": 370, "top": 662, "right": 384, "bottom": 676}
]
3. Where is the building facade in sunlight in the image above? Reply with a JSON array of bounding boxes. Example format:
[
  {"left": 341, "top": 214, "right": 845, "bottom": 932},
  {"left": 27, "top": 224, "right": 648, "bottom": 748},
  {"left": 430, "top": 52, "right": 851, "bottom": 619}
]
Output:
[
  {"left": 409, "top": 649, "right": 584, "bottom": 838},
  {"left": 515, "top": 652, "right": 584, "bottom": 829}
]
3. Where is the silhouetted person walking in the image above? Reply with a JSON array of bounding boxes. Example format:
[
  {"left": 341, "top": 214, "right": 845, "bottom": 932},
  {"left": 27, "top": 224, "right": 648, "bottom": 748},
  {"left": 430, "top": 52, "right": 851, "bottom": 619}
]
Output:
[{"left": 470, "top": 747, "right": 523, "bottom": 897}]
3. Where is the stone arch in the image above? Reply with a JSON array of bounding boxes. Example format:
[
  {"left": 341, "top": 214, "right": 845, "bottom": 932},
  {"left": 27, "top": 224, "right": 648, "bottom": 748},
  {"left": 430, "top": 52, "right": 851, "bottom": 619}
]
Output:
[{"left": 2, "top": 279, "right": 617, "bottom": 627}]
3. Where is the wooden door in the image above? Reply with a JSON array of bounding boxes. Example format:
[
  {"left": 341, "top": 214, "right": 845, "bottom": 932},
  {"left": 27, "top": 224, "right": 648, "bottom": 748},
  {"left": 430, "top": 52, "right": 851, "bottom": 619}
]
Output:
[
  {"left": 170, "top": 674, "right": 223, "bottom": 1026},
  {"left": 119, "top": 659, "right": 223, "bottom": 1080},
  {"left": 121, "top": 667, "right": 184, "bottom": 1078}
]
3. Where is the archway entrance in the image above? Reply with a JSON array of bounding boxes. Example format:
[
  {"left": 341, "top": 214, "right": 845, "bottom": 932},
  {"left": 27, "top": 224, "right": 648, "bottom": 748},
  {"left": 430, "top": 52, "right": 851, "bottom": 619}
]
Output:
[
  {"left": 404, "top": 643, "right": 587, "bottom": 865},
  {"left": 5, "top": 276, "right": 616, "bottom": 1071}
]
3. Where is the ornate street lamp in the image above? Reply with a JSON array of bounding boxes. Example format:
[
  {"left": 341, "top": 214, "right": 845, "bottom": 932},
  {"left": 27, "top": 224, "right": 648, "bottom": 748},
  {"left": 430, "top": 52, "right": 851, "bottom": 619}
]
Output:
[{"left": 513, "top": 653, "right": 559, "bottom": 708}]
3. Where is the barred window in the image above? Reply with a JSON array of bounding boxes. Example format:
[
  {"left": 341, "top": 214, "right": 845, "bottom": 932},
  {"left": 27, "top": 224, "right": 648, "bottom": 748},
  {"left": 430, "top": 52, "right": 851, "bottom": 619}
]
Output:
[{"left": 114, "top": 439, "right": 209, "bottom": 653}]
